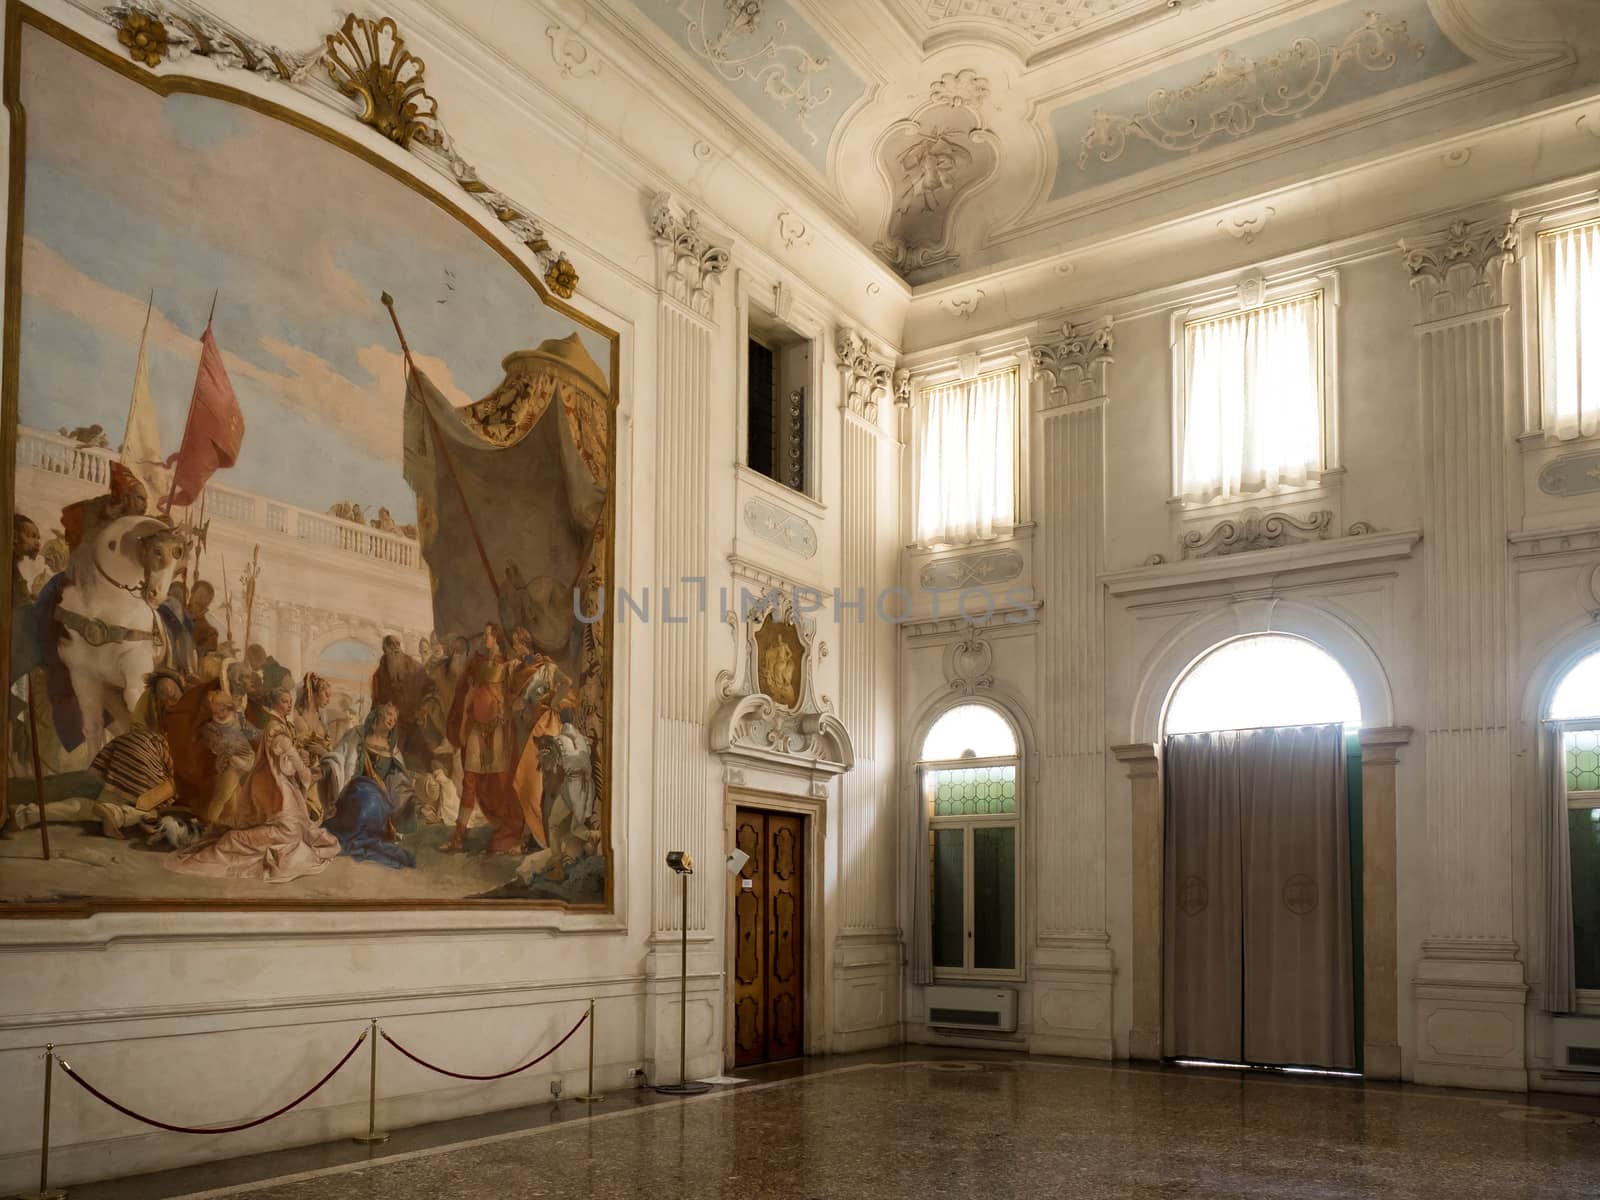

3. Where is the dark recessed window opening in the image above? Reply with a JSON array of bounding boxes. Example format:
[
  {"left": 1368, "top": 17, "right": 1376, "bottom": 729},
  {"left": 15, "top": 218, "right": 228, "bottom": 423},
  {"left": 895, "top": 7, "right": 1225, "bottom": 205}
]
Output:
[{"left": 746, "top": 310, "right": 809, "bottom": 494}]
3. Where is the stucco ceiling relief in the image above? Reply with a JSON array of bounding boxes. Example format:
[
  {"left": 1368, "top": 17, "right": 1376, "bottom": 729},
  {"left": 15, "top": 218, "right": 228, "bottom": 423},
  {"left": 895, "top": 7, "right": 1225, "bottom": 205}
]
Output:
[
  {"left": 1075, "top": 11, "right": 1425, "bottom": 172},
  {"left": 874, "top": 69, "right": 1001, "bottom": 281}
]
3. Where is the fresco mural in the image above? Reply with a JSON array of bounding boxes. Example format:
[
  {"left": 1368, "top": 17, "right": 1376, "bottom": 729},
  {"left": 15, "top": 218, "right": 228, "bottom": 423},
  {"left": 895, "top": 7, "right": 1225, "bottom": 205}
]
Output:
[{"left": 0, "top": 13, "right": 616, "bottom": 911}]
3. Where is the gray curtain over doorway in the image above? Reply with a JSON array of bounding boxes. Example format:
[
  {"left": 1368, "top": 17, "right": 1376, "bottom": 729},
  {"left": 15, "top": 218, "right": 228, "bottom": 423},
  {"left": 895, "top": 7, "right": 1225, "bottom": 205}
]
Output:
[{"left": 1164, "top": 723, "right": 1354, "bottom": 1070}]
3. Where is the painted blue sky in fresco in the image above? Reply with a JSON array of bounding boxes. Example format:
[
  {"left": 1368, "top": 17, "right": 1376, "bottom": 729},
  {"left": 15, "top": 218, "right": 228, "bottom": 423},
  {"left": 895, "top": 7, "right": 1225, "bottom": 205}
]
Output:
[
  {"left": 631, "top": 0, "right": 864, "bottom": 172},
  {"left": 1048, "top": 0, "right": 1472, "bottom": 200},
  {"left": 16, "top": 27, "right": 611, "bottom": 526}
]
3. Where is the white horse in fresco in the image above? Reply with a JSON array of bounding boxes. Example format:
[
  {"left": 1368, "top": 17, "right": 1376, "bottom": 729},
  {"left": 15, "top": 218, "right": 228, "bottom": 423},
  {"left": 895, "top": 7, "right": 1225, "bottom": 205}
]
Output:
[{"left": 56, "top": 514, "right": 187, "bottom": 756}]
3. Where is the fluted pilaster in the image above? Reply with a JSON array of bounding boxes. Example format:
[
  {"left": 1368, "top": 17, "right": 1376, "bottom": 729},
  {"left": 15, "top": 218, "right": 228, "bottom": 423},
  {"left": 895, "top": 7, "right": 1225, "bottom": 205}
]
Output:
[{"left": 651, "top": 194, "right": 728, "bottom": 937}]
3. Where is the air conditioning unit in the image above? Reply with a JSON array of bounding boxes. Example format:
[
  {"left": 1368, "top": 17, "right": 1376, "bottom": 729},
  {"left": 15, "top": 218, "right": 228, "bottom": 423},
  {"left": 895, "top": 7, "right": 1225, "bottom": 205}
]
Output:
[
  {"left": 925, "top": 985, "right": 1017, "bottom": 1033},
  {"left": 1553, "top": 1018, "right": 1600, "bottom": 1074}
]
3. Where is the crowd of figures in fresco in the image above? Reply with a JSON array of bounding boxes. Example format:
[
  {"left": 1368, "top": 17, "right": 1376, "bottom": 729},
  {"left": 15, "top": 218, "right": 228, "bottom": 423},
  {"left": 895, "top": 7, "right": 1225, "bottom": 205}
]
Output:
[{"left": 6, "top": 463, "right": 600, "bottom": 892}]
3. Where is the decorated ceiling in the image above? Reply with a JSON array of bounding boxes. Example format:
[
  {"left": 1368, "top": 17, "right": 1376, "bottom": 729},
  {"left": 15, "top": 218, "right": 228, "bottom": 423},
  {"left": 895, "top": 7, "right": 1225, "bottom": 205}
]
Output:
[{"left": 617, "top": 0, "right": 1594, "bottom": 283}]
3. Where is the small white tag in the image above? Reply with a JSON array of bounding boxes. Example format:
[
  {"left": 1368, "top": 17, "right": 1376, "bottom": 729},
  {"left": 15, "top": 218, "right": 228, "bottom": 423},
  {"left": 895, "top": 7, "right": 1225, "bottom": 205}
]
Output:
[{"left": 741, "top": 878, "right": 754, "bottom": 890}]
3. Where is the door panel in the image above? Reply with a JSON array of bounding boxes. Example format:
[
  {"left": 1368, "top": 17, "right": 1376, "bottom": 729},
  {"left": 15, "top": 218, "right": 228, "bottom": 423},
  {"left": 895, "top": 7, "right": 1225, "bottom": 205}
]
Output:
[
  {"left": 732, "top": 813, "right": 765, "bottom": 1065},
  {"left": 766, "top": 812, "right": 805, "bottom": 1062},
  {"left": 732, "top": 808, "right": 806, "bottom": 1066}
]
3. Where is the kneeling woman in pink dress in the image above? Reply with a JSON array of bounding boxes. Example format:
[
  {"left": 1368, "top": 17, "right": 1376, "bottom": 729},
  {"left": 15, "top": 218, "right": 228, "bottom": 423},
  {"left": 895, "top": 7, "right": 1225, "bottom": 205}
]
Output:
[{"left": 166, "top": 685, "right": 341, "bottom": 883}]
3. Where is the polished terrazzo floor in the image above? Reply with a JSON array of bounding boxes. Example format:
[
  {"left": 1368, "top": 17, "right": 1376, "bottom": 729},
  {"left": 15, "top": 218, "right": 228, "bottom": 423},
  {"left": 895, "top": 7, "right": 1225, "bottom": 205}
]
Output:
[{"left": 82, "top": 1053, "right": 1600, "bottom": 1200}]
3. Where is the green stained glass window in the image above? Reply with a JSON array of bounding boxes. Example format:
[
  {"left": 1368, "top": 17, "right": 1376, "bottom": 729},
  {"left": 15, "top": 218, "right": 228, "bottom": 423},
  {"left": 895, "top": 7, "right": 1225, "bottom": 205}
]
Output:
[
  {"left": 1567, "top": 729, "right": 1600, "bottom": 792},
  {"left": 928, "top": 764, "right": 1018, "bottom": 817}
]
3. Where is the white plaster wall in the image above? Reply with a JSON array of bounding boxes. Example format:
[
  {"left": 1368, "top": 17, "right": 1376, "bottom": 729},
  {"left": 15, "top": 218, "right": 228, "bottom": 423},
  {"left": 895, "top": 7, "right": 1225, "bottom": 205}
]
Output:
[
  {"left": 0, "top": 1, "right": 908, "bottom": 1189},
  {"left": 900, "top": 192, "right": 1600, "bottom": 1090}
]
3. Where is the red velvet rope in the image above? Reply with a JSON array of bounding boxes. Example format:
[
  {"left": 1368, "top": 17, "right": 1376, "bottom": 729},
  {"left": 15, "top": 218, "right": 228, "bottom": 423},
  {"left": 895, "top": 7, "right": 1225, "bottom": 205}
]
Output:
[
  {"left": 55, "top": 1032, "right": 367, "bottom": 1135},
  {"left": 381, "top": 1010, "right": 588, "bottom": 1081}
]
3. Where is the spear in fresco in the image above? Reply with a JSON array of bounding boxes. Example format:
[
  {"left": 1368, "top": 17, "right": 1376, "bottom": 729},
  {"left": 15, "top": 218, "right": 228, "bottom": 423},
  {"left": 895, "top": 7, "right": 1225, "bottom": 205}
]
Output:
[
  {"left": 240, "top": 545, "right": 260, "bottom": 652},
  {"left": 380, "top": 291, "right": 501, "bottom": 602},
  {"left": 219, "top": 552, "right": 235, "bottom": 648}
]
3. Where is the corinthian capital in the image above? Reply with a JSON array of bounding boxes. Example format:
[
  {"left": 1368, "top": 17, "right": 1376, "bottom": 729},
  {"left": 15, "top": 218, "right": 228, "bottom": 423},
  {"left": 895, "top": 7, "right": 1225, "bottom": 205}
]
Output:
[
  {"left": 649, "top": 192, "right": 730, "bottom": 317},
  {"left": 1030, "top": 318, "right": 1114, "bottom": 410},
  {"left": 835, "top": 327, "right": 893, "bottom": 421},
  {"left": 1399, "top": 215, "right": 1519, "bottom": 322}
]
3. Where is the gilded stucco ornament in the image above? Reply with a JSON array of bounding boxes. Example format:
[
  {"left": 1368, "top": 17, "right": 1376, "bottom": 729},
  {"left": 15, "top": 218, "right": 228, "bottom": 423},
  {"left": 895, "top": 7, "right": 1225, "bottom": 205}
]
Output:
[
  {"left": 106, "top": 3, "right": 313, "bottom": 79},
  {"left": 93, "top": 7, "right": 581, "bottom": 298},
  {"left": 545, "top": 256, "right": 580, "bottom": 300},
  {"left": 324, "top": 14, "right": 440, "bottom": 150},
  {"left": 115, "top": 7, "right": 169, "bottom": 67}
]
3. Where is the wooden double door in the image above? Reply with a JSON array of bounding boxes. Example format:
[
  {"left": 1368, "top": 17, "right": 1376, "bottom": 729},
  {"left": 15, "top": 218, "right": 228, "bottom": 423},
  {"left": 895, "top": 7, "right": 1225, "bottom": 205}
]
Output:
[{"left": 732, "top": 808, "right": 805, "bottom": 1066}]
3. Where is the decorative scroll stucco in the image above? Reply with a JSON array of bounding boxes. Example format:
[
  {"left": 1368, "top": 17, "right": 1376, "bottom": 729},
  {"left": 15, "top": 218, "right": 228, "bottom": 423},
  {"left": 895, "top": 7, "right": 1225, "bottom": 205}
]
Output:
[
  {"left": 1539, "top": 452, "right": 1600, "bottom": 499},
  {"left": 634, "top": 0, "right": 866, "bottom": 170},
  {"left": 743, "top": 496, "right": 818, "bottom": 558},
  {"left": 1048, "top": 0, "right": 1468, "bottom": 200},
  {"left": 1180, "top": 508, "right": 1334, "bottom": 559},
  {"left": 920, "top": 549, "right": 1024, "bottom": 591}
]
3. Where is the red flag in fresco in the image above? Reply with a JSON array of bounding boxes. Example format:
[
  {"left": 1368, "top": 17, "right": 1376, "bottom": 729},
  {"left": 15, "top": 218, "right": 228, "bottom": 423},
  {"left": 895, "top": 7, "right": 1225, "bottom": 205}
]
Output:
[{"left": 161, "top": 322, "right": 243, "bottom": 510}]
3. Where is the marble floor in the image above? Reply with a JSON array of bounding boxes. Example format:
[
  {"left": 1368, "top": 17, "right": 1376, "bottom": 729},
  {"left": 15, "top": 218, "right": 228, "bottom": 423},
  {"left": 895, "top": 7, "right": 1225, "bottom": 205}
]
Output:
[{"left": 75, "top": 1051, "right": 1600, "bottom": 1200}]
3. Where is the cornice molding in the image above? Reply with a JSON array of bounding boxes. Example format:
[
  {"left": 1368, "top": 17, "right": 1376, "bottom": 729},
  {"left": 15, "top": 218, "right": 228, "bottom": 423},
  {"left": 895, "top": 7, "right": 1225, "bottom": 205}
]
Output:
[{"left": 1103, "top": 529, "right": 1422, "bottom": 598}]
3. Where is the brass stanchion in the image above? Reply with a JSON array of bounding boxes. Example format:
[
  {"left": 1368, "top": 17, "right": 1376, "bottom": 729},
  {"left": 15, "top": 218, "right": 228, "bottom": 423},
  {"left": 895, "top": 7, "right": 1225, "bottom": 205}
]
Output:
[
  {"left": 351, "top": 1019, "right": 388, "bottom": 1145},
  {"left": 15, "top": 1043, "right": 66, "bottom": 1200},
  {"left": 574, "top": 999, "right": 602, "bottom": 1103}
]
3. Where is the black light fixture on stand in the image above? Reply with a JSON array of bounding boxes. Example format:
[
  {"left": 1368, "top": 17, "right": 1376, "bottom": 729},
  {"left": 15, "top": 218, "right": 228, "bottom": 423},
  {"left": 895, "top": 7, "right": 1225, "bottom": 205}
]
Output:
[{"left": 655, "top": 851, "right": 711, "bottom": 1095}]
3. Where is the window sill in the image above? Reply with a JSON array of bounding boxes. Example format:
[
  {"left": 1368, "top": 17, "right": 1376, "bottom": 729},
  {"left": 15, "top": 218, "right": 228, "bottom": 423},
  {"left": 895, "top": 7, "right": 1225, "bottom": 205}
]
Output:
[
  {"left": 906, "top": 522, "right": 1035, "bottom": 555},
  {"left": 931, "top": 968, "right": 1026, "bottom": 985},
  {"left": 735, "top": 463, "right": 826, "bottom": 518},
  {"left": 1518, "top": 428, "right": 1600, "bottom": 453},
  {"left": 1167, "top": 469, "right": 1344, "bottom": 515}
]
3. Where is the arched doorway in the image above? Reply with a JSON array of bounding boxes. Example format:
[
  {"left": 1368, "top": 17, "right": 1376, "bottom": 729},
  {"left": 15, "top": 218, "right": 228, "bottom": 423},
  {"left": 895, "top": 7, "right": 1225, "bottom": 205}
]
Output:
[{"left": 1160, "top": 634, "right": 1364, "bottom": 1074}]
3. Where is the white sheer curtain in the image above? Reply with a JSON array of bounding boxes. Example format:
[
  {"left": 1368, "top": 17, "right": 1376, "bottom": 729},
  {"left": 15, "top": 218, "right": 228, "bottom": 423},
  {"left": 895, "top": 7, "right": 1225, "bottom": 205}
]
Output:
[
  {"left": 915, "top": 369, "right": 1017, "bottom": 547},
  {"left": 1180, "top": 294, "right": 1322, "bottom": 502},
  {"left": 1542, "top": 220, "right": 1600, "bottom": 441}
]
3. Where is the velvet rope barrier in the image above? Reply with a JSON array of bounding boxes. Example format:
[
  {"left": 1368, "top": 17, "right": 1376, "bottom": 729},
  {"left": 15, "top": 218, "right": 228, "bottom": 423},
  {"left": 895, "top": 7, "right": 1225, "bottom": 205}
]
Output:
[
  {"left": 380, "top": 1009, "right": 589, "bottom": 1081},
  {"left": 55, "top": 1030, "right": 368, "bottom": 1136}
]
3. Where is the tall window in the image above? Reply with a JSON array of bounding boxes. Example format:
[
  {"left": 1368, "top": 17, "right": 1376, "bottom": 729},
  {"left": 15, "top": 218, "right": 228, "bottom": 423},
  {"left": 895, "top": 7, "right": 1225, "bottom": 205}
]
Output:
[
  {"left": 920, "top": 703, "right": 1020, "bottom": 976},
  {"left": 1549, "top": 652, "right": 1600, "bottom": 993},
  {"left": 914, "top": 368, "right": 1018, "bottom": 548},
  {"left": 1539, "top": 219, "right": 1600, "bottom": 441},
  {"left": 1179, "top": 293, "right": 1323, "bottom": 502}
]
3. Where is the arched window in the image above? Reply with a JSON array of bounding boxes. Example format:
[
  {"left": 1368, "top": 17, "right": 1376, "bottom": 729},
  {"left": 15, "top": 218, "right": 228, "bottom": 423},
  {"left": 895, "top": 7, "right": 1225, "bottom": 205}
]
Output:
[
  {"left": 919, "top": 701, "right": 1020, "bottom": 977},
  {"left": 1165, "top": 633, "right": 1362, "bottom": 735},
  {"left": 1549, "top": 650, "right": 1600, "bottom": 995}
]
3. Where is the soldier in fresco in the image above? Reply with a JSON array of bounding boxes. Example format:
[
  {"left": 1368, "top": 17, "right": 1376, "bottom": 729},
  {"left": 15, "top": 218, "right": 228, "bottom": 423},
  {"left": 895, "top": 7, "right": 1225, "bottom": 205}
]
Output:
[
  {"left": 59, "top": 461, "right": 150, "bottom": 564},
  {"left": 442, "top": 622, "right": 522, "bottom": 855},
  {"left": 372, "top": 633, "right": 431, "bottom": 770},
  {"left": 11, "top": 513, "right": 40, "bottom": 605},
  {"left": 186, "top": 580, "right": 219, "bottom": 660}
]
